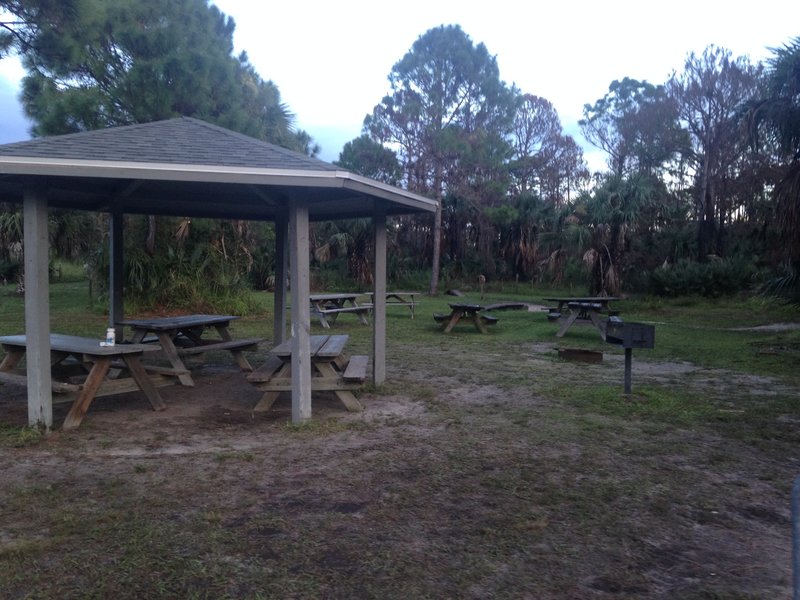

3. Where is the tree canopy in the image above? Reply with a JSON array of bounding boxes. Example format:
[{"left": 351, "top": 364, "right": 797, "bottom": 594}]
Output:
[{"left": 2, "top": 0, "right": 311, "bottom": 152}]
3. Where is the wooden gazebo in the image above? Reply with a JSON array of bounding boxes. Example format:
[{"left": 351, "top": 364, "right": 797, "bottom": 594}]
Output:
[{"left": 0, "top": 117, "right": 436, "bottom": 427}]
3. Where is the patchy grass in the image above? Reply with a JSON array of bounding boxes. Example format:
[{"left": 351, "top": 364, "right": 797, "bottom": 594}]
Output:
[{"left": 0, "top": 280, "right": 798, "bottom": 598}]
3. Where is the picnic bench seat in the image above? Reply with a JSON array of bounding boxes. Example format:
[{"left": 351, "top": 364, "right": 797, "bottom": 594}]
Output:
[
  {"left": 547, "top": 308, "right": 562, "bottom": 321},
  {"left": 0, "top": 370, "right": 83, "bottom": 395},
  {"left": 246, "top": 354, "right": 284, "bottom": 384},
  {"left": 480, "top": 314, "right": 499, "bottom": 325},
  {"left": 176, "top": 337, "right": 263, "bottom": 356},
  {"left": 343, "top": 355, "right": 369, "bottom": 382},
  {"left": 110, "top": 360, "right": 191, "bottom": 377}
]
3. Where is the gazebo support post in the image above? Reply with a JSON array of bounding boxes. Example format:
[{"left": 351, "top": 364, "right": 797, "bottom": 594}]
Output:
[
  {"left": 109, "top": 208, "right": 124, "bottom": 340},
  {"left": 273, "top": 212, "right": 288, "bottom": 345},
  {"left": 372, "top": 206, "right": 387, "bottom": 385},
  {"left": 289, "top": 200, "right": 311, "bottom": 421},
  {"left": 23, "top": 187, "right": 53, "bottom": 429}
]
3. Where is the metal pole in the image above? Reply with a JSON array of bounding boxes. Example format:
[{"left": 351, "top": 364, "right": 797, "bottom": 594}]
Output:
[
  {"left": 793, "top": 475, "right": 800, "bottom": 600},
  {"left": 624, "top": 348, "right": 632, "bottom": 394}
]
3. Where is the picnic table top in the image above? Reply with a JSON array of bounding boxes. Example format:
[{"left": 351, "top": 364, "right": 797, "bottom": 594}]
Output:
[
  {"left": 118, "top": 314, "right": 239, "bottom": 330},
  {"left": 309, "top": 293, "right": 360, "bottom": 302},
  {"left": 270, "top": 334, "right": 349, "bottom": 359},
  {"left": 448, "top": 302, "right": 484, "bottom": 311},
  {"left": 363, "top": 291, "right": 420, "bottom": 297},
  {"left": 0, "top": 333, "right": 160, "bottom": 356}
]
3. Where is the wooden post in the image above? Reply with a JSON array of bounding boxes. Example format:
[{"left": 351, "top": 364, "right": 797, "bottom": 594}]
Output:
[
  {"left": 273, "top": 212, "right": 288, "bottom": 345},
  {"left": 372, "top": 206, "right": 387, "bottom": 385},
  {"left": 289, "top": 201, "right": 311, "bottom": 421},
  {"left": 23, "top": 187, "right": 52, "bottom": 429},
  {"left": 109, "top": 208, "right": 124, "bottom": 340}
]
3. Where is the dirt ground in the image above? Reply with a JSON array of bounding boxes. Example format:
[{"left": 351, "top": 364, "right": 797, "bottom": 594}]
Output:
[{"left": 0, "top": 339, "right": 797, "bottom": 599}]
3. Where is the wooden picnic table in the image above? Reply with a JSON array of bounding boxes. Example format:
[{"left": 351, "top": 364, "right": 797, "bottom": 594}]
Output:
[
  {"left": 118, "top": 314, "right": 263, "bottom": 386},
  {"left": 309, "top": 293, "right": 370, "bottom": 329},
  {"left": 434, "top": 303, "right": 498, "bottom": 333},
  {"left": 361, "top": 291, "right": 420, "bottom": 318},
  {"left": 247, "top": 334, "right": 368, "bottom": 414},
  {"left": 0, "top": 333, "right": 167, "bottom": 429},
  {"left": 544, "top": 296, "right": 621, "bottom": 339}
]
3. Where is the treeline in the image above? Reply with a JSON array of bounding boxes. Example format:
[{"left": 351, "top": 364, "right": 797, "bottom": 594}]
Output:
[
  {"left": 334, "top": 26, "right": 800, "bottom": 301},
  {"left": 0, "top": 2, "right": 798, "bottom": 304}
]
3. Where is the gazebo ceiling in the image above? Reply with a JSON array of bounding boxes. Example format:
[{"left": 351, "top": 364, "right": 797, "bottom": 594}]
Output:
[{"left": 0, "top": 117, "right": 436, "bottom": 220}]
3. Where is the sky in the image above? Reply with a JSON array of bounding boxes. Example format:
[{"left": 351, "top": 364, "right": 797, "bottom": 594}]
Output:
[{"left": 1, "top": 0, "right": 798, "bottom": 169}]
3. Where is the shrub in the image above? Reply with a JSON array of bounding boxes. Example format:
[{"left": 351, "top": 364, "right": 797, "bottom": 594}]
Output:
[
  {"left": 0, "top": 260, "right": 21, "bottom": 283},
  {"left": 648, "top": 258, "right": 758, "bottom": 297}
]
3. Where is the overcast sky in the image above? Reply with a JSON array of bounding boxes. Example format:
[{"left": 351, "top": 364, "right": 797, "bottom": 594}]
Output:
[{"left": 1, "top": 0, "right": 798, "bottom": 169}]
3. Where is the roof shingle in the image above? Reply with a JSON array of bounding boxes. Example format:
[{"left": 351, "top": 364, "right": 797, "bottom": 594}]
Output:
[{"left": 0, "top": 117, "right": 339, "bottom": 171}]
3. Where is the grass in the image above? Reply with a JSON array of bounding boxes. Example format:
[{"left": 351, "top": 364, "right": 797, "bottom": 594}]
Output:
[{"left": 0, "top": 278, "right": 798, "bottom": 598}]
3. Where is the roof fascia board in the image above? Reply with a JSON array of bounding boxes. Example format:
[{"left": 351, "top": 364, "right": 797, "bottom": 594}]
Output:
[{"left": 0, "top": 157, "right": 437, "bottom": 213}]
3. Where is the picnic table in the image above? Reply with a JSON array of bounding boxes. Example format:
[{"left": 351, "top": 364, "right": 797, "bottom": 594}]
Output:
[
  {"left": 544, "top": 296, "right": 620, "bottom": 339},
  {"left": 361, "top": 291, "right": 420, "bottom": 318},
  {"left": 247, "top": 334, "right": 367, "bottom": 413},
  {"left": 0, "top": 333, "right": 167, "bottom": 429},
  {"left": 309, "top": 293, "right": 370, "bottom": 329},
  {"left": 118, "top": 314, "right": 263, "bottom": 386},
  {"left": 433, "top": 303, "right": 498, "bottom": 333}
]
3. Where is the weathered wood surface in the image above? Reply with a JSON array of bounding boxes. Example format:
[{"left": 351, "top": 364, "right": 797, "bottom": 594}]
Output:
[
  {"left": 119, "top": 315, "right": 262, "bottom": 382},
  {"left": 246, "top": 355, "right": 284, "bottom": 384},
  {"left": 361, "top": 291, "right": 420, "bottom": 318},
  {"left": 343, "top": 355, "right": 369, "bottom": 382},
  {"left": 435, "top": 303, "right": 497, "bottom": 333},
  {"left": 250, "top": 334, "right": 365, "bottom": 413},
  {"left": 177, "top": 337, "right": 262, "bottom": 355},
  {"left": 307, "top": 294, "right": 370, "bottom": 328},
  {"left": 0, "top": 334, "right": 167, "bottom": 429},
  {"left": 543, "top": 297, "right": 621, "bottom": 340},
  {"left": 119, "top": 314, "right": 239, "bottom": 331}
]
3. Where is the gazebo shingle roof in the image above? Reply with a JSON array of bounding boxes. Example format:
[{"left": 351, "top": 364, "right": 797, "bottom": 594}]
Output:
[
  {"left": 0, "top": 117, "right": 339, "bottom": 171},
  {"left": 0, "top": 117, "right": 436, "bottom": 220}
]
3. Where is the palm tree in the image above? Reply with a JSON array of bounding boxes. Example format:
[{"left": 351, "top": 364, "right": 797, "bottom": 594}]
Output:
[
  {"left": 749, "top": 37, "right": 800, "bottom": 303},
  {"left": 582, "top": 174, "right": 660, "bottom": 295}
]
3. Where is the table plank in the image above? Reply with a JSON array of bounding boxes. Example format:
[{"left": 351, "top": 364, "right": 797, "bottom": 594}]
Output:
[
  {"left": 318, "top": 335, "right": 348, "bottom": 358},
  {"left": 252, "top": 333, "right": 362, "bottom": 414},
  {"left": 0, "top": 334, "right": 159, "bottom": 357},
  {"left": 0, "top": 333, "right": 168, "bottom": 429},
  {"left": 118, "top": 314, "right": 239, "bottom": 330}
]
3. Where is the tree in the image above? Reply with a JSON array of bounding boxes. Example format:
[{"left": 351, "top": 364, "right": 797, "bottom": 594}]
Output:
[
  {"left": 336, "top": 135, "right": 401, "bottom": 185},
  {"left": 582, "top": 173, "right": 662, "bottom": 295},
  {"left": 668, "top": 47, "right": 760, "bottom": 260},
  {"left": 0, "top": 0, "right": 83, "bottom": 57},
  {"left": 364, "top": 24, "right": 516, "bottom": 293},
  {"left": 581, "top": 77, "right": 686, "bottom": 178},
  {"left": 748, "top": 36, "right": 800, "bottom": 302},
  {"left": 508, "top": 94, "right": 563, "bottom": 196}
]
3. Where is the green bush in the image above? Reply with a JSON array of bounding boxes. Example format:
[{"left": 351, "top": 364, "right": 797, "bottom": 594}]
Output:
[
  {"left": 649, "top": 258, "right": 758, "bottom": 297},
  {"left": 0, "top": 260, "right": 21, "bottom": 283}
]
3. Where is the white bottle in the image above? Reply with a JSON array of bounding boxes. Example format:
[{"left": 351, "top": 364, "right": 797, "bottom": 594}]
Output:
[{"left": 105, "top": 328, "right": 116, "bottom": 346}]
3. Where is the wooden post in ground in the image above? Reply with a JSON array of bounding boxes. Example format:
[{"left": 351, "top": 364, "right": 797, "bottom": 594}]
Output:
[
  {"left": 289, "top": 200, "right": 311, "bottom": 421},
  {"left": 372, "top": 206, "right": 387, "bottom": 385},
  {"left": 23, "top": 187, "right": 52, "bottom": 429}
]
